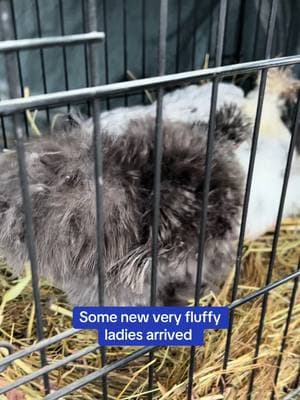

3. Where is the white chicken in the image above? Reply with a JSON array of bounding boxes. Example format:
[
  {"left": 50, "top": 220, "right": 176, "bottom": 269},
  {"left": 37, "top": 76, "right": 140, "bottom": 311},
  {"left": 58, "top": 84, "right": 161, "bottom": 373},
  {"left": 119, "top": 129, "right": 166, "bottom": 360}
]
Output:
[{"left": 84, "top": 67, "right": 300, "bottom": 241}]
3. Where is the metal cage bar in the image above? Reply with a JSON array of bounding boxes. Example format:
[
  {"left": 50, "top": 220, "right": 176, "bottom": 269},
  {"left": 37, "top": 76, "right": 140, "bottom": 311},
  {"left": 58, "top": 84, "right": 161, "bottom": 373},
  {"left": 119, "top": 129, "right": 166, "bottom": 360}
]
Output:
[
  {"left": 0, "top": 1, "right": 299, "bottom": 398},
  {"left": 297, "top": 365, "right": 300, "bottom": 392},
  {"left": 0, "top": 266, "right": 299, "bottom": 395},
  {"left": 187, "top": 1, "right": 227, "bottom": 397},
  {"left": 247, "top": 76, "right": 300, "bottom": 398},
  {"left": 86, "top": 1, "right": 108, "bottom": 399},
  {"left": 81, "top": 0, "right": 90, "bottom": 86},
  {"left": 1, "top": 267, "right": 299, "bottom": 376},
  {"left": 142, "top": 0, "right": 146, "bottom": 103},
  {"left": 33, "top": 0, "right": 50, "bottom": 124},
  {"left": 58, "top": 0, "right": 70, "bottom": 113},
  {"left": 81, "top": 0, "right": 91, "bottom": 116},
  {"left": 45, "top": 346, "right": 157, "bottom": 400},
  {"left": 1, "top": 268, "right": 298, "bottom": 396},
  {"left": 270, "top": 258, "right": 300, "bottom": 400},
  {"left": 283, "top": 386, "right": 300, "bottom": 400},
  {"left": 187, "top": 77, "right": 221, "bottom": 399},
  {"left": 0, "top": 328, "right": 80, "bottom": 371},
  {"left": 0, "top": 0, "right": 50, "bottom": 394},
  {"left": 102, "top": 0, "right": 110, "bottom": 110},
  {"left": 1, "top": 55, "right": 300, "bottom": 116},
  {"left": 175, "top": 0, "right": 181, "bottom": 73},
  {"left": 0, "top": 32, "right": 105, "bottom": 52},
  {"left": 222, "top": 66, "right": 269, "bottom": 372},
  {"left": 46, "top": 268, "right": 296, "bottom": 398},
  {"left": 191, "top": 0, "right": 198, "bottom": 70},
  {"left": 122, "top": 0, "right": 128, "bottom": 106},
  {"left": 0, "top": 115, "right": 7, "bottom": 148},
  {"left": 228, "top": 269, "right": 300, "bottom": 310},
  {"left": 58, "top": 0, "right": 70, "bottom": 100},
  {"left": 9, "top": 0, "right": 29, "bottom": 138},
  {"left": 0, "top": 343, "right": 100, "bottom": 394},
  {"left": 148, "top": 1, "right": 168, "bottom": 398}
]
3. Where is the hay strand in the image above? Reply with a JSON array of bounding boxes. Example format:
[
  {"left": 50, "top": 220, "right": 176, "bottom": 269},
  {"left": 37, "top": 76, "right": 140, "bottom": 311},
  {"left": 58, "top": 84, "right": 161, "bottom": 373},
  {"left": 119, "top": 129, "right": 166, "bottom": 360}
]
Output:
[{"left": 0, "top": 219, "right": 299, "bottom": 399}]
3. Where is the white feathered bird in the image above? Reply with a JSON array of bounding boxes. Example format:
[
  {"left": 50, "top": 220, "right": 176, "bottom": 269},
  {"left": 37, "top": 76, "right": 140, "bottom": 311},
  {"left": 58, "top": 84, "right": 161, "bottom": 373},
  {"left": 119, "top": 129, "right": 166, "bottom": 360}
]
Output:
[{"left": 83, "top": 67, "right": 300, "bottom": 241}]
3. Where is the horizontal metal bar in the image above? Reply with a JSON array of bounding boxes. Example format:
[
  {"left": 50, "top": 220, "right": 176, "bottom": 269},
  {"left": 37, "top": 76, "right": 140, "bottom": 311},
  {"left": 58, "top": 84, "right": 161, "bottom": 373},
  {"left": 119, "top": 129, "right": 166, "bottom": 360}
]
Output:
[
  {"left": 270, "top": 260, "right": 300, "bottom": 399},
  {"left": 0, "top": 342, "right": 14, "bottom": 372},
  {"left": 1, "top": 55, "right": 300, "bottom": 115},
  {"left": 0, "top": 271, "right": 298, "bottom": 393},
  {"left": 0, "top": 328, "right": 80, "bottom": 370},
  {"left": 0, "top": 32, "right": 105, "bottom": 52},
  {"left": 229, "top": 270, "right": 300, "bottom": 310},
  {"left": 0, "top": 344, "right": 100, "bottom": 394},
  {"left": 283, "top": 386, "right": 300, "bottom": 400},
  {"left": 45, "top": 346, "right": 157, "bottom": 400}
]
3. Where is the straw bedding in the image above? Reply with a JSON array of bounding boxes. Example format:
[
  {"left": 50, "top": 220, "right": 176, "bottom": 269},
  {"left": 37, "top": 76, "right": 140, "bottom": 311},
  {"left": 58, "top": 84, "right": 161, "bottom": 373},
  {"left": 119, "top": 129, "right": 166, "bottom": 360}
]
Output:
[{"left": 0, "top": 218, "right": 299, "bottom": 400}]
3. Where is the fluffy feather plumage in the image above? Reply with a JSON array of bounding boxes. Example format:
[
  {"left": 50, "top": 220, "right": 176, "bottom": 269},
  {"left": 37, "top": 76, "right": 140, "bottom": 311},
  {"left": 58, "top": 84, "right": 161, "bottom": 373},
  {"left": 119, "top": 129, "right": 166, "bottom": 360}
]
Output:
[
  {"left": 0, "top": 69, "right": 300, "bottom": 306},
  {"left": 0, "top": 107, "right": 246, "bottom": 306}
]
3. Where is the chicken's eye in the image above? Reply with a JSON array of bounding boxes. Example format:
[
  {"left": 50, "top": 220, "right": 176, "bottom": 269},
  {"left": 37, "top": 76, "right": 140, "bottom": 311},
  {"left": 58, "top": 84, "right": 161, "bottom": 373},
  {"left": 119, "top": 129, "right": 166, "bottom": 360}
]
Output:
[{"left": 64, "top": 173, "right": 78, "bottom": 185}]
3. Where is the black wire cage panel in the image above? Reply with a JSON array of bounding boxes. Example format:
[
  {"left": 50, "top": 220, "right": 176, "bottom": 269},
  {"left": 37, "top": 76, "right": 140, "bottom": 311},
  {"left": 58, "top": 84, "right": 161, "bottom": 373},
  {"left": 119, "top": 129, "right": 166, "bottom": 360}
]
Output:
[{"left": 0, "top": 0, "right": 299, "bottom": 399}]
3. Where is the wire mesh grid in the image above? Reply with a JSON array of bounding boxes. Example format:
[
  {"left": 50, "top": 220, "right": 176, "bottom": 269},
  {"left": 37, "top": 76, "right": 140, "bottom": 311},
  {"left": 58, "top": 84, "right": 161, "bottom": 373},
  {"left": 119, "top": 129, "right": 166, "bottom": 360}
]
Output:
[{"left": 0, "top": 0, "right": 299, "bottom": 399}]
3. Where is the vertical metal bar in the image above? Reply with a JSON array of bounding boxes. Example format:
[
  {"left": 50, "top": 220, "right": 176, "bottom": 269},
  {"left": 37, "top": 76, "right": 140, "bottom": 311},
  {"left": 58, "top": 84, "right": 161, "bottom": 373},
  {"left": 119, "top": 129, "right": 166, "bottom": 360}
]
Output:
[
  {"left": 147, "top": 1, "right": 168, "bottom": 398},
  {"left": 214, "top": 0, "right": 227, "bottom": 67},
  {"left": 34, "top": 0, "right": 50, "bottom": 124},
  {"left": 81, "top": 0, "right": 90, "bottom": 87},
  {"left": 149, "top": 0, "right": 168, "bottom": 308},
  {"left": 296, "top": 364, "right": 300, "bottom": 389},
  {"left": 252, "top": 0, "right": 277, "bottom": 60},
  {"left": 102, "top": 0, "right": 110, "bottom": 110},
  {"left": 222, "top": 69, "right": 269, "bottom": 373},
  {"left": 81, "top": 0, "right": 90, "bottom": 86},
  {"left": 142, "top": 0, "right": 146, "bottom": 102},
  {"left": 9, "top": 0, "right": 29, "bottom": 137},
  {"left": 207, "top": 0, "right": 215, "bottom": 66},
  {"left": 264, "top": 0, "right": 278, "bottom": 59},
  {"left": 247, "top": 78, "right": 299, "bottom": 400},
  {"left": 270, "top": 258, "right": 300, "bottom": 400},
  {"left": 123, "top": 0, "right": 128, "bottom": 106},
  {"left": 235, "top": 0, "right": 246, "bottom": 63},
  {"left": 187, "top": 1, "right": 227, "bottom": 399},
  {"left": 191, "top": 0, "right": 198, "bottom": 70},
  {"left": 81, "top": 0, "right": 91, "bottom": 116},
  {"left": 194, "top": 79, "right": 219, "bottom": 304},
  {"left": 0, "top": 0, "right": 49, "bottom": 394},
  {"left": 187, "top": 77, "right": 220, "bottom": 400},
  {"left": 223, "top": 0, "right": 278, "bottom": 384},
  {"left": 86, "top": 1, "right": 108, "bottom": 398},
  {"left": 252, "top": 0, "right": 263, "bottom": 60},
  {"left": 175, "top": 0, "right": 181, "bottom": 73},
  {"left": 1, "top": 116, "right": 8, "bottom": 149},
  {"left": 58, "top": 0, "right": 70, "bottom": 112},
  {"left": 286, "top": 8, "right": 295, "bottom": 57}
]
